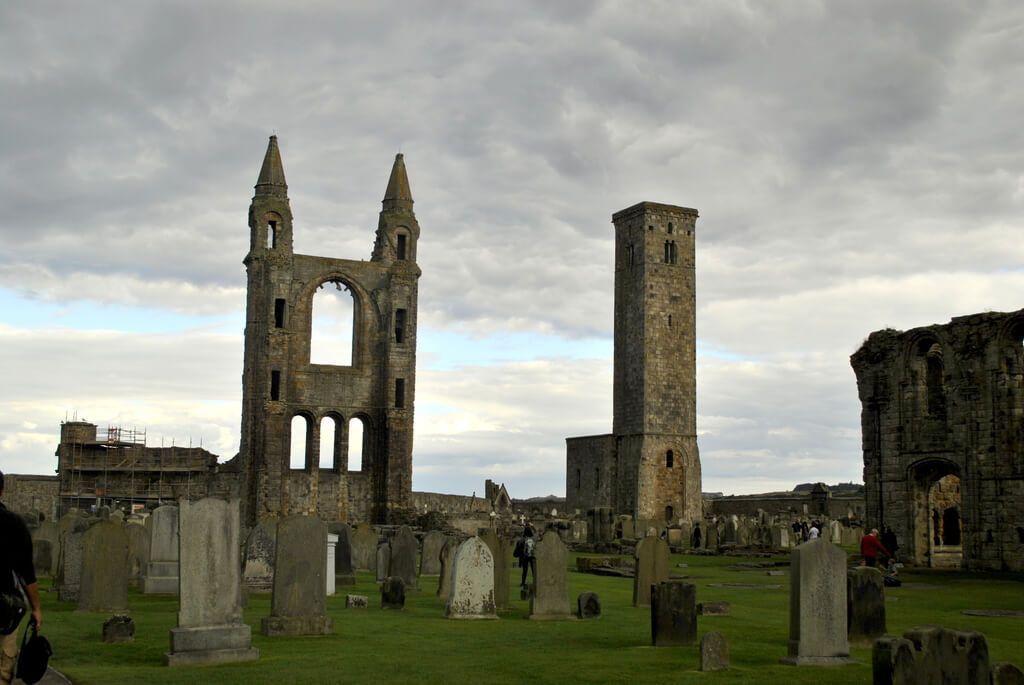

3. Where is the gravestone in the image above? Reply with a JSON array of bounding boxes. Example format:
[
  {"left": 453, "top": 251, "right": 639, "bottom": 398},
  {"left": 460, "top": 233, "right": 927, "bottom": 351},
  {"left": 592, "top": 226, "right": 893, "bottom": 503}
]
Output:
[
  {"left": 381, "top": 576, "right": 406, "bottom": 609},
  {"left": 620, "top": 517, "right": 636, "bottom": 540},
  {"left": 420, "top": 531, "right": 446, "bottom": 576},
  {"left": 780, "top": 539, "right": 852, "bottom": 665},
  {"left": 242, "top": 519, "right": 276, "bottom": 592},
  {"left": 345, "top": 595, "right": 368, "bottom": 609},
  {"left": 125, "top": 522, "right": 150, "bottom": 589},
  {"left": 700, "top": 632, "right": 729, "bottom": 672},
  {"left": 103, "top": 615, "right": 134, "bottom": 643},
  {"left": 166, "top": 498, "right": 258, "bottom": 665},
  {"left": 328, "top": 523, "right": 356, "bottom": 586},
  {"left": 650, "top": 580, "right": 697, "bottom": 646},
  {"left": 78, "top": 520, "right": 130, "bottom": 613},
  {"left": 325, "top": 533, "right": 338, "bottom": 596},
  {"left": 698, "top": 601, "right": 730, "bottom": 616},
  {"left": 479, "top": 530, "right": 510, "bottom": 610},
  {"left": 389, "top": 525, "right": 419, "bottom": 589},
  {"left": 32, "top": 540, "right": 53, "bottom": 579},
  {"left": 261, "top": 515, "right": 332, "bottom": 636},
  {"left": 633, "top": 536, "right": 670, "bottom": 607},
  {"left": 351, "top": 524, "right": 378, "bottom": 571},
  {"left": 31, "top": 520, "right": 60, "bottom": 576},
  {"left": 57, "top": 529, "right": 85, "bottom": 602},
  {"left": 723, "top": 516, "right": 738, "bottom": 544},
  {"left": 991, "top": 663, "right": 1024, "bottom": 685},
  {"left": 705, "top": 522, "right": 720, "bottom": 549},
  {"left": 376, "top": 542, "right": 391, "bottom": 582},
  {"left": 445, "top": 537, "right": 497, "bottom": 619},
  {"left": 436, "top": 537, "right": 458, "bottom": 600},
  {"left": 847, "top": 566, "right": 886, "bottom": 642},
  {"left": 577, "top": 592, "right": 601, "bottom": 619},
  {"left": 529, "top": 530, "right": 571, "bottom": 620},
  {"left": 666, "top": 528, "right": 683, "bottom": 546},
  {"left": 873, "top": 626, "right": 992, "bottom": 685},
  {"left": 144, "top": 505, "right": 180, "bottom": 595}
]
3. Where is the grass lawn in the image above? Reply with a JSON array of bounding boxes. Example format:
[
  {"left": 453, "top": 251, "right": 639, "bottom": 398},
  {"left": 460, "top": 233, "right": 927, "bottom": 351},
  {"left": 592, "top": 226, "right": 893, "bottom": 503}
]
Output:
[{"left": 35, "top": 548, "right": 1024, "bottom": 684}]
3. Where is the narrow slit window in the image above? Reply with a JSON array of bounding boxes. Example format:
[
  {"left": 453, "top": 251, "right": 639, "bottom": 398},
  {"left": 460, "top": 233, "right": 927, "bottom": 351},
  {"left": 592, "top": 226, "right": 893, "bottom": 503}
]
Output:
[
  {"left": 576, "top": 469, "right": 581, "bottom": 490},
  {"left": 274, "top": 298, "right": 286, "bottom": 328},
  {"left": 667, "top": 222, "right": 673, "bottom": 234},
  {"left": 668, "top": 314, "right": 672, "bottom": 328},
  {"left": 666, "top": 450, "right": 674, "bottom": 468},
  {"left": 664, "top": 241, "right": 671, "bottom": 263},
  {"left": 395, "top": 308, "right": 407, "bottom": 343},
  {"left": 270, "top": 370, "right": 281, "bottom": 400},
  {"left": 395, "top": 378, "right": 406, "bottom": 408},
  {"left": 267, "top": 221, "right": 277, "bottom": 249},
  {"left": 396, "top": 233, "right": 407, "bottom": 260},
  {"left": 595, "top": 468, "right": 601, "bottom": 490}
]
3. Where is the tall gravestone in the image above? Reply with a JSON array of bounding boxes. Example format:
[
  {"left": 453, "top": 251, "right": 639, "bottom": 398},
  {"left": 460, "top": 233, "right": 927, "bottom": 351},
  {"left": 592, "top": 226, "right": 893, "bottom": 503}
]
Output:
[
  {"left": 529, "top": 531, "right": 571, "bottom": 620},
  {"left": 436, "top": 537, "right": 459, "bottom": 600},
  {"left": 705, "top": 522, "right": 720, "bottom": 549},
  {"left": 144, "top": 505, "right": 180, "bottom": 595},
  {"left": 261, "top": 515, "right": 333, "bottom": 636},
  {"left": 78, "top": 520, "right": 130, "bottom": 613},
  {"left": 58, "top": 529, "right": 85, "bottom": 602},
  {"left": 847, "top": 566, "right": 886, "bottom": 643},
  {"left": 633, "top": 536, "right": 670, "bottom": 607},
  {"left": 328, "top": 523, "right": 356, "bottom": 586},
  {"left": 479, "top": 530, "right": 510, "bottom": 610},
  {"left": 389, "top": 525, "right": 419, "bottom": 589},
  {"left": 376, "top": 542, "right": 391, "bottom": 582},
  {"left": 166, "top": 498, "right": 258, "bottom": 666},
  {"left": 31, "top": 521, "right": 60, "bottom": 576},
  {"left": 351, "top": 524, "right": 378, "bottom": 571},
  {"left": 125, "top": 522, "right": 150, "bottom": 589},
  {"left": 780, "top": 538, "right": 852, "bottom": 665},
  {"left": 242, "top": 519, "right": 276, "bottom": 592},
  {"left": 419, "top": 531, "right": 446, "bottom": 576},
  {"left": 650, "top": 580, "right": 697, "bottom": 646},
  {"left": 445, "top": 537, "right": 497, "bottom": 620}
]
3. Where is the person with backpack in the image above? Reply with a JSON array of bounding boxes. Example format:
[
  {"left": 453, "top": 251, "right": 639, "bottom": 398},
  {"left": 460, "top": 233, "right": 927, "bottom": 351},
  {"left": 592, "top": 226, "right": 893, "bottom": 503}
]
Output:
[
  {"left": 518, "top": 526, "right": 537, "bottom": 589},
  {"left": 0, "top": 470, "right": 43, "bottom": 685}
]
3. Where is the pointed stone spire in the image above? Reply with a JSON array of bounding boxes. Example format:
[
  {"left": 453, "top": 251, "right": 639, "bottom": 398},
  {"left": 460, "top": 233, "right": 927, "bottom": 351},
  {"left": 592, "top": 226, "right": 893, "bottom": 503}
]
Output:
[
  {"left": 382, "top": 153, "right": 413, "bottom": 211},
  {"left": 254, "top": 135, "right": 287, "bottom": 198}
]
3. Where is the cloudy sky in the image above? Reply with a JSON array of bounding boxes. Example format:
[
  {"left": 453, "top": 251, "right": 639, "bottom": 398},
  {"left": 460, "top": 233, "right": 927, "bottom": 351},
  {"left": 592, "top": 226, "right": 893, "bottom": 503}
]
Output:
[{"left": 2, "top": 1, "right": 1023, "bottom": 498}]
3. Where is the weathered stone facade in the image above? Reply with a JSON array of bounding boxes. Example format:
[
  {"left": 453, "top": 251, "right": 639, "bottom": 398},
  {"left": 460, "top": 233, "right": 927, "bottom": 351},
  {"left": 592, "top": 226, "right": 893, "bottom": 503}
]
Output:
[
  {"left": 239, "top": 137, "right": 420, "bottom": 525},
  {"left": 851, "top": 309, "right": 1024, "bottom": 571},
  {"left": 566, "top": 202, "right": 702, "bottom": 524},
  {"left": 1, "top": 474, "right": 59, "bottom": 521}
]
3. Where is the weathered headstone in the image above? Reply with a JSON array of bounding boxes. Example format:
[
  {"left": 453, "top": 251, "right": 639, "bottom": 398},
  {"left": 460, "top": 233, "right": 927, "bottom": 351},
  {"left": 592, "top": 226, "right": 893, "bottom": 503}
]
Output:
[
  {"left": 873, "top": 626, "right": 992, "bottom": 685},
  {"left": 125, "top": 522, "right": 150, "bottom": 589},
  {"left": 420, "top": 531, "right": 446, "bottom": 576},
  {"left": 78, "top": 519, "right": 130, "bottom": 613},
  {"left": 436, "top": 537, "right": 458, "bottom": 600},
  {"left": 351, "top": 524, "right": 378, "bottom": 571},
  {"left": 700, "top": 632, "right": 729, "bottom": 671},
  {"left": 167, "top": 497, "right": 258, "bottom": 664},
  {"left": 698, "top": 601, "right": 730, "bottom": 616},
  {"left": 389, "top": 525, "right": 419, "bottom": 589},
  {"left": 144, "top": 505, "right": 180, "bottom": 595},
  {"left": 991, "top": 663, "right": 1024, "bottom": 685},
  {"left": 32, "top": 521, "right": 61, "bottom": 577},
  {"left": 325, "top": 533, "right": 338, "bottom": 597},
  {"left": 529, "top": 530, "right": 571, "bottom": 620},
  {"left": 479, "top": 530, "right": 509, "bottom": 610},
  {"left": 445, "top": 537, "right": 497, "bottom": 620},
  {"left": 780, "top": 538, "right": 852, "bottom": 665},
  {"left": 872, "top": 635, "right": 917, "bottom": 685},
  {"left": 723, "top": 516, "right": 738, "bottom": 544},
  {"left": 650, "top": 580, "right": 697, "bottom": 646},
  {"left": 242, "top": 519, "right": 276, "bottom": 592},
  {"left": 103, "top": 615, "right": 134, "bottom": 643},
  {"left": 57, "top": 529, "right": 85, "bottom": 602},
  {"left": 345, "top": 595, "right": 368, "bottom": 609},
  {"left": 381, "top": 576, "right": 406, "bottom": 609},
  {"left": 633, "top": 536, "right": 670, "bottom": 607},
  {"left": 577, "top": 592, "right": 601, "bottom": 619},
  {"left": 261, "top": 515, "right": 332, "bottom": 636},
  {"left": 847, "top": 566, "right": 886, "bottom": 642},
  {"left": 328, "top": 523, "right": 356, "bottom": 586},
  {"left": 376, "top": 542, "right": 391, "bottom": 583},
  {"left": 32, "top": 540, "right": 53, "bottom": 579},
  {"left": 705, "top": 522, "right": 720, "bottom": 549}
]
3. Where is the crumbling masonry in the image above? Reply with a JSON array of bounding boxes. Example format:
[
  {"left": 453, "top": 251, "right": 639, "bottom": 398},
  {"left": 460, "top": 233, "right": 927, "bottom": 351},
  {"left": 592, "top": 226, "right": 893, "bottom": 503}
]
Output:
[{"left": 851, "top": 309, "right": 1024, "bottom": 571}]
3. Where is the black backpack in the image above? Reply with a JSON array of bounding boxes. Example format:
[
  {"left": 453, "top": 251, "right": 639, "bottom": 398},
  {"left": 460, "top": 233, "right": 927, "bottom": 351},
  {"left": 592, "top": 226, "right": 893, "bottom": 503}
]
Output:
[{"left": 16, "top": 618, "right": 52, "bottom": 685}]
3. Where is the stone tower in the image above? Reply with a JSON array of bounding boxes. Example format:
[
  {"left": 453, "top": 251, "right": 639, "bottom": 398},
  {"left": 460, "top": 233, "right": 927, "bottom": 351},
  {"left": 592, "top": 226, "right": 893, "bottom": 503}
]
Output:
[
  {"left": 566, "top": 202, "right": 702, "bottom": 527},
  {"left": 239, "top": 136, "right": 420, "bottom": 525}
]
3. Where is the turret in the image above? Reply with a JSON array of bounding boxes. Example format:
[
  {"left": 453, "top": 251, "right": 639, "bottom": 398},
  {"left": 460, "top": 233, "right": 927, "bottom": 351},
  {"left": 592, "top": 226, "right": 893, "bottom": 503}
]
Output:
[{"left": 372, "top": 154, "right": 419, "bottom": 263}]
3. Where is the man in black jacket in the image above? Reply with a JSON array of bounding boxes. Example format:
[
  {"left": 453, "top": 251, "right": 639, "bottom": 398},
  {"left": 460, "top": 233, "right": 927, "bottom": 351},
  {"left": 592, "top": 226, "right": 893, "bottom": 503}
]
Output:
[{"left": 0, "top": 470, "right": 43, "bottom": 685}]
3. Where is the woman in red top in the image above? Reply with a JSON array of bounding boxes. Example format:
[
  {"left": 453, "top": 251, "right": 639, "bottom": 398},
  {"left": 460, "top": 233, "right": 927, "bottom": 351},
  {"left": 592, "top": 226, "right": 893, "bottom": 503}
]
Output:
[{"left": 860, "top": 528, "right": 891, "bottom": 568}]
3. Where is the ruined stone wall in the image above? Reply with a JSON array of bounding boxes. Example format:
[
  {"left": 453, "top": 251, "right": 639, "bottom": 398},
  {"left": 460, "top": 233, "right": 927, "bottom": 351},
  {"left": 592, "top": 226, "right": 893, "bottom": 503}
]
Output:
[
  {"left": 2, "top": 475, "right": 59, "bottom": 520},
  {"left": 410, "top": 491, "right": 489, "bottom": 515},
  {"left": 706, "top": 493, "right": 865, "bottom": 519},
  {"left": 851, "top": 309, "right": 1024, "bottom": 571},
  {"left": 565, "top": 434, "right": 616, "bottom": 512}
]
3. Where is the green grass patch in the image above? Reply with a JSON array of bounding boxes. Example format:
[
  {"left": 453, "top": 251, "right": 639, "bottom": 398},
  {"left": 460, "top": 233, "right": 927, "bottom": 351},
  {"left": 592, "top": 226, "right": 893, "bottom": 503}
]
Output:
[{"left": 33, "top": 550, "right": 1024, "bottom": 684}]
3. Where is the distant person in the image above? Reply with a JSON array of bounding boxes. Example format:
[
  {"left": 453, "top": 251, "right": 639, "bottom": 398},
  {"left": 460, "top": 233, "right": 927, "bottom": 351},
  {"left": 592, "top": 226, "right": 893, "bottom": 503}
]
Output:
[
  {"left": 807, "top": 523, "right": 820, "bottom": 540},
  {"left": 860, "top": 528, "right": 891, "bottom": 568},
  {"left": 881, "top": 526, "right": 899, "bottom": 562},
  {"left": 800, "top": 520, "right": 810, "bottom": 541},
  {"left": 691, "top": 523, "right": 702, "bottom": 549},
  {"left": 791, "top": 519, "right": 802, "bottom": 543},
  {"left": 0, "top": 470, "right": 44, "bottom": 685},
  {"left": 883, "top": 558, "right": 901, "bottom": 587},
  {"left": 519, "top": 526, "right": 537, "bottom": 589}
]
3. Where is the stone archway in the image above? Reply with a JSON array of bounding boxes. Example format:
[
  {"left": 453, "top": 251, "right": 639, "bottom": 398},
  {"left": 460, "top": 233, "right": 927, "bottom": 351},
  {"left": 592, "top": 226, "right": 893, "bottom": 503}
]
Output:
[{"left": 909, "top": 459, "right": 962, "bottom": 568}]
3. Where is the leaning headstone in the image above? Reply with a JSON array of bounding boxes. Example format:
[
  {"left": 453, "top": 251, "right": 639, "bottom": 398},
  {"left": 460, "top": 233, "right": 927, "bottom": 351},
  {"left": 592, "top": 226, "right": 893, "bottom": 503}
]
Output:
[
  {"left": 445, "top": 537, "right": 497, "bottom": 620},
  {"left": 242, "top": 519, "right": 276, "bottom": 592},
  {"left": 389, "top": 525, "right": 419, "bottom": 589},
  {"left": 78, "top": 520, "right": 129, "bottom": 613},
  {"left": 420, "top": 531, "right": 446, "bottom": 576},
  {"left": 125, "top": 522, "right": 150, "bottom": 589},
  {"left": 633, "top": 536, "right": 670, "bottom": 607},
  {"left": 376, "top": 542, "right": 391, "bottom": 583},
  {"left": 167, "top": 497, "right": 258, "bottom": 665},
  {"left": 261, "top": 515, "right": 332, "bottom": 636},
  {"left": 529, "top": 531, "right": 571, "bottom": 620},
  {"left": 103, "top": 615, "right": 134, "bottom": 643},
  {"left": 650, "top": 581, "right": 697, "bottom": 646},
  {"left": 577, "top": 592, "right": 601, "bottom": 619},
  {"left": 700, "top": 632, "right": 729, "bottom": 672},
  {"left": 144, "top": 505, "right": 180, "bottom": 595},
  {"left": 345, "top": 595, "right": 368, "bottom": 609},
  {"left": 351, "top": 524, "right": 378, "bottom": 571},
  {"left": 780, "top": 538, "right": 852, "bottom": 665},
  {"left": 436, "top": 537, "right": 458, "bottom": 600},
  {"left": 328, "top": 523, "right": 356, "bottom": 587},
  {"left": 381, "top": 576, "right": 406, "bottom": 609},
  {"left": 479, "top": 530, "right": 510, "bottom": 610},
  {"left": 847, "top": 566, "right": 886, "bottom": 642},
  {"left": 57, "top": 529, "right": 85, "bottom": 602}
]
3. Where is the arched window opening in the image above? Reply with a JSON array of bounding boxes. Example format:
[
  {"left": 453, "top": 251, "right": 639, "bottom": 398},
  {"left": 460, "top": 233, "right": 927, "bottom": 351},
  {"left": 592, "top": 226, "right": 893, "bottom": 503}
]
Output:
[
  {"left": 926, "top": 346, "right": 945, "bottom": 417},
  {"left": 348, "top": 417, "right": 366, "bottom": 472},
  {"left": 665, "top": 505, "right": 674, "bottom": 522},
  {"left": 290, "top": 415, "right": 310, "bottom": 470},
  {"left": 666, "top": 450, "right": 674, "bottom": 468},
  {"left": 267, "top": 220, "right": 277, "bottom": 249},
  {"left": 396, "top": 233, "right": 408, "bottom": 260},
  {"left": 319, "top": 416, "right": 341, "bottom": 470},
  {"left": 667, "top": 222, "right": 674, "bottom": 234},
  {"left": 311, "top": 280, "right": 355, "bottom": 366},
  {"left": 395, "top": 308, "right": 407, "bottom": 344},
  {"left": 942, "top": 507, "right": 961, "bottom": 546}
]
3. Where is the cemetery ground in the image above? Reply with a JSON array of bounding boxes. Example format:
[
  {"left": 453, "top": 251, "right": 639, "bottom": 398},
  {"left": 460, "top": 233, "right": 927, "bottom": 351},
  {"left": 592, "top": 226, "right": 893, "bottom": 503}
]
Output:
[{"left": 38, "top": 548, "right": 1023, "bottom": 684}]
